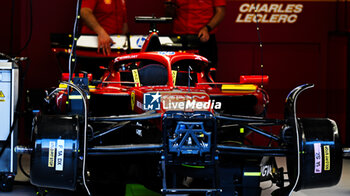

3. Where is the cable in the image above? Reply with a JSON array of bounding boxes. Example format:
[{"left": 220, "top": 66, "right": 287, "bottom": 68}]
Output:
[
  {"left": 345, "top": 0, "right": 348, "bottom": 31},
  {"left": 10, "top": 0, "right": 15, "bottom": 56},
  {"left": 62, "top": 9, "right": 89, "bottom": 195},
  {"left": 60, "top": 81, "right": 91, "bottom": 196},
  {"left": 253, "top": 0, "right": 264, "bottom": 88},
  {"left": 336, "top": 0, "right": 339, "bottom": 32},
  {"left": 19, "top": 154, "right": 30, "bottom": 178},
  {"left": 16, "top": 0, "right": 33, "bottom": 55},
  {"left": 44, "top": 88, "right": 66, "bottom": 103},
  {"left": 7, "top": 0, "right": 33, "bottom": 56},
  {"left": 0, "top": 52, "right": 14, "bottom": 61},
  {"left": 68, "top": 0, "right": 83, "bottom": 82}
]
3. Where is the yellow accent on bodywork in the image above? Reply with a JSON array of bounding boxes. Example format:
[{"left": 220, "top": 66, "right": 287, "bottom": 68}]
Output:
[
  {"left": 240, "top": 128, "right": 245, "bottom": 133},
  {"left": 221, "top": 84, "right": 257, "bottom": 91},
  {"left": 243, "top": 172, "right": 261, "bottom": 176},
  {"left": 131, "top": 92, "right": 135, "bottom": 111},
  {"left": 132, "top": 69, "right": 140, "bottom": 87},
  {"left": 59, "top": 84, "right": 68, "bottom": 88},
  {"left": 172, "top": 70, "right": 177, "bottom": 86}
]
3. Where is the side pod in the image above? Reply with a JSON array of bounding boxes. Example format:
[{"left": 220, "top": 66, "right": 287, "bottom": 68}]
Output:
[{"left": 275, "top": 84, "right": 342, "bottom": 196}]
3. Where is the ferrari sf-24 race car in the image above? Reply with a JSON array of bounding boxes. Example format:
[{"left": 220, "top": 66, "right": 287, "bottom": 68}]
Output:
[
  {"left": 22, "top": 14, "right": 342, "bottom": 195},
  {"left": 24, "top": 46, "right": 343, "bottom": 196}
]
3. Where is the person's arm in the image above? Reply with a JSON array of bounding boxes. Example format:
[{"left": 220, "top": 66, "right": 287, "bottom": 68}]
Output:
[
  {"left": 198, "top": 6, "right": 226, "bottom": 42},
  {"left": 122, "top": 23, "right": 129, "bottom": 35},
  {"left": 80, "top": 7, "right": 114, "bottom": 55},
  {"left": 119, "top": 0, "right": 129, "bottom": 35}
]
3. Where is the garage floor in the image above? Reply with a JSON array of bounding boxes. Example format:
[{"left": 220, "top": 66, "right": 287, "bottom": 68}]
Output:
[{"left": 1, "top": 155, "right": 350, "bottom": 196}]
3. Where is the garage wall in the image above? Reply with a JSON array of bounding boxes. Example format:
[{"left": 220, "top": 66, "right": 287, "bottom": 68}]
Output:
[
  {"left": 215, "top": 0, "right": 349, "bottom": 144},
  {"left": 0, "top": 0, "right": 348, "bottom": 144}
]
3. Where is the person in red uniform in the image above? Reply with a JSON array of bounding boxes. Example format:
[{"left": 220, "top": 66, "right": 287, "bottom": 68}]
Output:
[
  {"left": 165, "top": 0, "right": 226, "bottom": 67},
  {"left": 80, "top": 0, "right": 128, "bottom": 56}
]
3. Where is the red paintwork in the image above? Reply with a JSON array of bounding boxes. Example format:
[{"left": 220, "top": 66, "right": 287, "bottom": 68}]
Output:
[
  {"left": 57, "top": 51, "right": 268, "bottom": 115},
  {"left": 61, "top": 73, "right": 93, "bottom": 81},
  {"left": 55, "top": 91, "right": 68, "bottom": 113},
  {"left": 90, "top": 51, "right": 268, "bottom": 115},
  {"left": 140, "top": 32, "right": 158, "bottom": 52},
  {"left": 240, "top": 75, "right": 269, "bottom": 86}
]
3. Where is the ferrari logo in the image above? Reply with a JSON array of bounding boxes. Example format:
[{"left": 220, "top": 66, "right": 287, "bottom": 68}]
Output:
[
  {"left": 131, "top": 92, "right": 135, "bottom": 111},
  {"left": 0, "top": 91, "right": 4, "bottom": 98}
]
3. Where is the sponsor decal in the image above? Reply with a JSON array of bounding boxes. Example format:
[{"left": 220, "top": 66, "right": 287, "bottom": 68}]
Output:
[
  {"left": 162, "top": 99, "right": 221, "bottom": 110},
  {"left": 162, "top": 93, "right": 221, "bottom": 111},
  {"left": 143, "top": 92, "right": 222, "bottom": 111},
  {"left": 115, "top": 55, "right": 139, "bottom": 62},
  {"left": 261, "top": 165, "right": 272, "bottom": 177},
  {"left": 236, "top": 3, "right": 303, "bottom": 24},
  {"left": 158, "top": 51, "right": 175, "bottom": 55},
  {"left": 143, "top": 92, "right": 161, "bottom": 110},
  {"left": 314, "top": 143, "right": 322, "bottom": 173},
  {"left": 55, "top": 140, "right": 65, "bottom": 171},
  {"left": 48, "top": 141, "right": 56, "bottom": 168},
  {"left": 324, "top": 145, "right": 331, "bottom": 171},
  {"left": 136, "top": 37, "right": 146, "bottom": 47},
  {"left": 136, "top": 122, "right": 142, "bottom": 137},
  {"left": 136, "top": 100, "right": 143, "bottom": 110}
]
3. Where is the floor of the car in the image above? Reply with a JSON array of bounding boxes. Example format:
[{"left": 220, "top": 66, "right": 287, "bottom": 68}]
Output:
[{"left": 3, "top": 155, "right": 350, "bottom": 196}]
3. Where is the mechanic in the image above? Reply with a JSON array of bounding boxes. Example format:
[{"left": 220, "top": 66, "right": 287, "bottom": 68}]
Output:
[
  {"left": 80, "top": 0, "right": 128, "bottom": 56},
  {"left": 164, "top": 0, "right": 226, "bottom": 68}
]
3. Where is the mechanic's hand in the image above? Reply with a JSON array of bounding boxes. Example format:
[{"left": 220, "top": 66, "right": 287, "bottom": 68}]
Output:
[
  {"left": 198, "top": 27, "right": 210, "bottom": 43},
  {"left": 97, "top": 30, "right": 115, "bottom": 56}
]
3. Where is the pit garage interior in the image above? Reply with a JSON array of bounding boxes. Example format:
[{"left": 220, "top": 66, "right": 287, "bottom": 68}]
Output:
[{"left": 0, "top": 0, "right": 350, "bottom": 196}]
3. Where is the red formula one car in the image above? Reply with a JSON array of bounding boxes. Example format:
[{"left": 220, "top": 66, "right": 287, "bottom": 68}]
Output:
[{"left": 27, "top": 18, "right": 342, "bottom": 196}]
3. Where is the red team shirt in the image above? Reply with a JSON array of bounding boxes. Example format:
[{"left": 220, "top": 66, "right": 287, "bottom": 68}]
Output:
[
  {"left": 172, "top": 0, "right": 226, "bottom": 34},
  {"left": 81, "top": 0, "right": 127, "bottom": 34}
]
